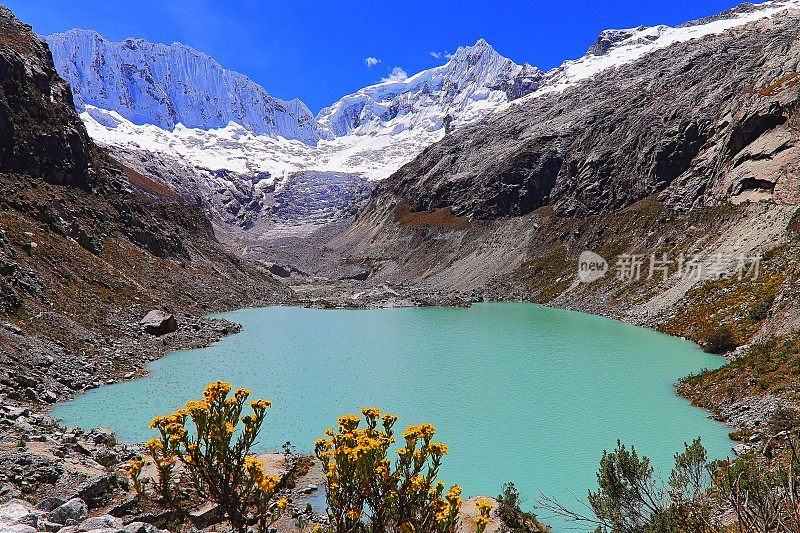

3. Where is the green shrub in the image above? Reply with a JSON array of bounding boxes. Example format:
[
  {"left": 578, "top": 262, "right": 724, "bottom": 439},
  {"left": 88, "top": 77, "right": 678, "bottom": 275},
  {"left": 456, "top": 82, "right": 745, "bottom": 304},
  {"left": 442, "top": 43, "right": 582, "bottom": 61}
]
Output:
[
  {"left": 496, "top": 482, "right": 549, "bottom": 533},
  {"left": 702, "top": 325, "right": 738, "bottom": 354}
]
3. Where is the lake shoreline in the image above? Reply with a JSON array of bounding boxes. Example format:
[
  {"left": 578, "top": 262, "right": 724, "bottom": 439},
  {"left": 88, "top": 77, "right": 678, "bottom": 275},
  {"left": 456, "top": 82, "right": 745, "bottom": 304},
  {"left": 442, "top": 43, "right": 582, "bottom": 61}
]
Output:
[
  {"left": 1, "top": 297, "right": 743, "bottom": 533},
  {"left": 36, "top": 302, "right": 733, "bottom": 531}
]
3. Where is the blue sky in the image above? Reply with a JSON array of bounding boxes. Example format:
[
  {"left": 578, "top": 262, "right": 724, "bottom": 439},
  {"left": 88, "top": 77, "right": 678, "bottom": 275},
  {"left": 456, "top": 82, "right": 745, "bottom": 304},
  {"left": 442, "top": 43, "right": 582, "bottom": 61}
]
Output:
[{"left": 7, "top": 0, "right": 744, "bottom": 112}]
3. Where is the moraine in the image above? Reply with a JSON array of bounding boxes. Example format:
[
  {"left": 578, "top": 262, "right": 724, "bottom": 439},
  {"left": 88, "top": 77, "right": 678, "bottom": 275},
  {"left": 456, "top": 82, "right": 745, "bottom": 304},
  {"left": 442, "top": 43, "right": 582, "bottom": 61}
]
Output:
[{"left": 53, "top": 303, "right": 732, "bottom": 531}]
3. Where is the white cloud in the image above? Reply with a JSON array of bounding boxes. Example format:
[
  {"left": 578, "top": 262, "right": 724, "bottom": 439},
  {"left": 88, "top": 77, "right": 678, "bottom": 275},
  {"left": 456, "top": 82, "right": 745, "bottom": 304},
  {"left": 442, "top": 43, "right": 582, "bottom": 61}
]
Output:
[
  {"left": 364, "top": 57, "right": 381, "bottom": 68},
  {"left": 381, "top": 66, "right": 408, "bottom": 82},
  {"left": 429, "top": 51, "right": 442, "bottom": 59},
  {"left": 429, "top": 50, "right": 453, "bottom": 60}
]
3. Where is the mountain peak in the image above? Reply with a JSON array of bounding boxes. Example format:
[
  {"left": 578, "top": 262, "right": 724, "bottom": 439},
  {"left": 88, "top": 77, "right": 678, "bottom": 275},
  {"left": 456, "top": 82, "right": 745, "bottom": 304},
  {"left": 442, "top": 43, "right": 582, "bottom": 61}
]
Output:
[
  {"left": 46, "top": 30, "right": 320, "bottom": 144},
  {"left": 448, "top": 38, "right": 500, "bottom": 62},
  {"left": 316, "top": 37, "right": 538, "bottom": 139}
]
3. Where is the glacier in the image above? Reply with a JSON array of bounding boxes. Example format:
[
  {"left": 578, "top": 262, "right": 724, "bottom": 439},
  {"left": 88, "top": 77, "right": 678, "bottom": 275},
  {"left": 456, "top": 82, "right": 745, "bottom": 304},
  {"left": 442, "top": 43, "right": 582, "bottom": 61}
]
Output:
[
  {"left": 46, "top": 29, "right": 319, "bottom": 144},
  {"left": 55, "top": 36, "right": 544, "bottom": 183}
]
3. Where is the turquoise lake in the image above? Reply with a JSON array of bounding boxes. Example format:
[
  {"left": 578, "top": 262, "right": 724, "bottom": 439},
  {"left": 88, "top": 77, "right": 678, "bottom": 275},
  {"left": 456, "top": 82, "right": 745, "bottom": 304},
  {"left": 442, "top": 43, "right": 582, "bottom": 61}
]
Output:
[{"left": 53, "top": 303, "right": 732, "bottom": 531}]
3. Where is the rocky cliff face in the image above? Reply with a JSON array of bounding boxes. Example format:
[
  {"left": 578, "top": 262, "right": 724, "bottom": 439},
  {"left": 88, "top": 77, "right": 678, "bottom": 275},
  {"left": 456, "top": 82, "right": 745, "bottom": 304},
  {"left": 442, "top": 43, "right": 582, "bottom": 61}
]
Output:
[
  {"left": 0, "top": 5, "right": 285, "bottom": 409},
  {"left": 330, "top": 5, "right": 800, "bottom": 356},
  {"left": 364, "top": 9, "right": 800, "bottom": 221},
  {"left": 46, "top": 29, "right": 319, "bottom": 143},
  {"left": 0, "top": 10, "right": 92, "bottom": 186}
]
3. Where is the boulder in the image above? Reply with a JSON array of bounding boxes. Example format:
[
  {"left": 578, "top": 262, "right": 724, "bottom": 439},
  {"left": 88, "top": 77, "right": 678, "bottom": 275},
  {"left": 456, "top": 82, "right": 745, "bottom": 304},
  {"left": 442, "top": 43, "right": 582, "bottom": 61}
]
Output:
[
  {"left": 75, "top": 473, "right": 118, "bottom": 507},
  {"left": 340, "top": 270, "right": 370, "bottom": 282},
  {"left": 139, "top": 311, "right": 177, "bottom": 336},
  {"left": 188, "top": 503, "right": 223, "bottom": 529},
  {"left": 57, "top": 514, "right": 121, "bottom": 532},
  {"left": 88, "top": 427, "right": 116, "bottom": 445},
  {"left": 36, "top": 497, "right": 67, "bottom": 512},
  {"left": 267, "top": 263, "right": 291, "bottom": 278},
  {"left": 121, "top": 524, "right": 154, "bottom": 533},
  {"left": 49, "top": 498, "right": 88, "bottom": 526},
  {"left": 0, "top": 499, "right": 37, "bottom": 528},
  {"left": 2, "top": 525, "right": 37, "bottom": 533},
  {"left": 123, "top": 523, "right": 164, "bottom": 533}
]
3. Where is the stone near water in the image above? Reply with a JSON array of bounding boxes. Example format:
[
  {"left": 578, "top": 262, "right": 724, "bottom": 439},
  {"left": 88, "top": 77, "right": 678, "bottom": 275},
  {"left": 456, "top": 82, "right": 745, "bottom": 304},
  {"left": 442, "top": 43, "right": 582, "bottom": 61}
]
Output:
[{"left": 139, "top": 311, "right": 177, "bottom": 336}]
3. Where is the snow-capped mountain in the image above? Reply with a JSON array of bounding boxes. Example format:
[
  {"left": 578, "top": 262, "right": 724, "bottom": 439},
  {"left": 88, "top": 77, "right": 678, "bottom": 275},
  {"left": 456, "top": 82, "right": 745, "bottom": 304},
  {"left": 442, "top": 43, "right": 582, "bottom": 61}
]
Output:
[
  {"left": 44, "top": 0, "right": 800, "bottom": 233},
  {"left": 517, "top": 0, "right": 800, "bottom": 99},
  {"left": 53, "top": 38, "right": 541, "bottom": 185},
  {"left": 46, "top": 29, "right": 319, "bottom": 144},
  {"left": 316, "top": 39, "right": 541, "bottom": 138}
]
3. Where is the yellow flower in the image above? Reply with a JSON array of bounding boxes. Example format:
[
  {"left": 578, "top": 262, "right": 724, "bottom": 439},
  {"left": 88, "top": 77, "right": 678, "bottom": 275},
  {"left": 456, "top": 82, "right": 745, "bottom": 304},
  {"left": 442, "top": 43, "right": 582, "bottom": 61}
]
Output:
[
  {"left": 126, "top": 458, "right": 146, "bottom": 475},
  {"left": 235, "top": 388, "right": 251, "bottom": 401},
  {"left": 258, "top": 473, "right": 280, "bottom": 493},
  {"left": 345, "top": 508, "right": 362, "bottom": 520},
  {"left": 361, "top": 407, "right": 381, "bottom": 418},
  {"left": 476, "top": 498, "right": 493, "bottom": 513},
  {"left": 148, "top": 415, "right": 164, "bottom": 429},
  {"left": 311, "top": 526, "right": 323, "bottom": 533},
  {"left": 402, "top": 425, "right": 420, "bottom": 441},
  {"left": 185, "top": 400, "right": 209, "bottom": 414},
  {"left": 475, "top": 515, "right": 490, "bottom": 528},
  {"left": 245, "top": 456, "right": 263, "bottom": 467},
  {"left": 249, "top": 399, "right": 272, "bottom": 411},
  {"left": 204, "top": 380, "right": 232, "bottom": 400},
  {"left": 418, "top": 422, "right": 435, "bottom": 439},
  {"left": 382, "top": 413, "right": 399, "bottom": 429},
  {"left": 277, "top": 497, "right": 288, "bottom": 510},
  {"left": 338, "top": 414, "right": 361, "bottom": 431},
  {"left": 428, "top": 442, "right": 448, "bottom": 456},
  {"left": 446, "top": 484, "right": 463, "bottom": 505},
  {"left": 315, "top": 437, "right": 332, "bottom": 451}
]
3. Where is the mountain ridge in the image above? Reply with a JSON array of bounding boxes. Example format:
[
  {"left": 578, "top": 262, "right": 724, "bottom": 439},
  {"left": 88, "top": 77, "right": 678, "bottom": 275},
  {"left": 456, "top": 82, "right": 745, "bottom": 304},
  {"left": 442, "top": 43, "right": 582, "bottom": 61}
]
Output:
[
  {"left": 46, "top": 28, "right": 320, "bottom": 143},
  {"left": 40, "top": 0, "right": 800, "bottom": 240}
]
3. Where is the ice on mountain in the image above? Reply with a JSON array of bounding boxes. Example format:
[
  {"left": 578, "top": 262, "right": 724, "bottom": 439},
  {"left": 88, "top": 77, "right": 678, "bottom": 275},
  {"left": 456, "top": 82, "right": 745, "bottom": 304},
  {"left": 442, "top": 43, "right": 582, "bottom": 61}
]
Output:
[{"left": 46, "top": 29, "right": 320, "bottom": 144}]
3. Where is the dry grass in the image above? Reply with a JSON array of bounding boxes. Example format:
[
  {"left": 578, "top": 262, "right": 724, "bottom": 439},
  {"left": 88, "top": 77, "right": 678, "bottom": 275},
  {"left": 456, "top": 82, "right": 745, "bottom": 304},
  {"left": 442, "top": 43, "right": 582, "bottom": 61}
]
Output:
[
  {"left": 679, "top": 332, "right": 800, "bottom": 415},
  {"left": 120, "top": 164, "right": 178, "bottom": 198},
  {"left": 394, "top": 201, "right": 471, "bottom": 231},
  {"left": 758, "top": 72, "right": 800, "bottom": 97}
]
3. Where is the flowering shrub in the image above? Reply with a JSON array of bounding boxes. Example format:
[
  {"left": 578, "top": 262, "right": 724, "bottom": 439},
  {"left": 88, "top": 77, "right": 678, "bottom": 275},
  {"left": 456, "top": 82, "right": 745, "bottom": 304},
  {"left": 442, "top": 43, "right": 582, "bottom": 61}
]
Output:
[
  {"left": 128, "top": 381, "right": 285, "bottom": 533},
  {"left": 315, "top": 407, "right": 491, "bottom": 533}
]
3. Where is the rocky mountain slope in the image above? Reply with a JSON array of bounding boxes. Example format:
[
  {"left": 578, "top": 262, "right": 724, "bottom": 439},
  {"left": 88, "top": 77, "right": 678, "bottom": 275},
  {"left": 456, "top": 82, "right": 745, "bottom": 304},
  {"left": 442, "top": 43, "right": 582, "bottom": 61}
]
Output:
[
  {"left": 45, "top": 1, "right": 800, "bottom": 246},
  {"left": 46, "top": 29, "right": 318, "bottom": 143},
  {"left": 339, "top": 4, "right": 800, "bottom": 326},
  {"left": 0, "top": 5, "right": 286, "bottom": 411},
  {"left": 326, "top": 2, "right": 800, "bottom": 430},
  {"left": 364, "top": 5, "right": 800, "bottom": 220}
]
